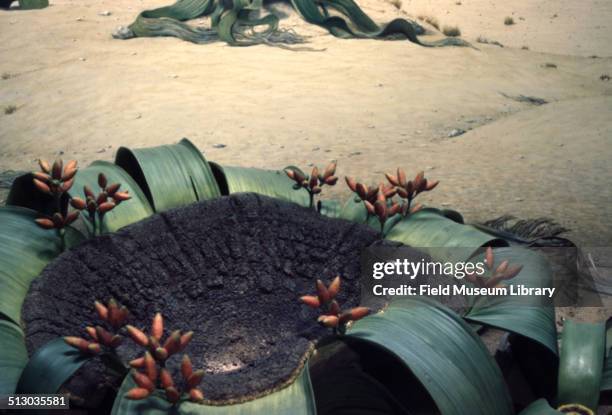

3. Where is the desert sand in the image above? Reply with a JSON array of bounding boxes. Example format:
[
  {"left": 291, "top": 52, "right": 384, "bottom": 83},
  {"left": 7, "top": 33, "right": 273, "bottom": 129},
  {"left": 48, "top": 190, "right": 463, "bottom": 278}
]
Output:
[
  {"left": 1, "top": 0, "right": 611, "bottom": 322},
  {"left": 1, "top": 0, "right": 611, "bottom": 246}
]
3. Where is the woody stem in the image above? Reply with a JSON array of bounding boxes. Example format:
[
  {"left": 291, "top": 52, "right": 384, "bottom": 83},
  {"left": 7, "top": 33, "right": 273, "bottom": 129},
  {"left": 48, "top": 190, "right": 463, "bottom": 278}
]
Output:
[
  {"left": 405, "top": 196, "right": 413, "bottom": 216},
  {"left": 57, "top": 228, "right": 66, "bottom": 251},
  {"left": 53, "top": 191, "right": 62, "bottom": 215},
  {"left": 98, "top": 213, "right": 105, "bottom": 236},
  {"left": 102, "top": 350, "right": 128, "bottom": 376},
  {"left": 90, "top": 214, "right": 97, "bottom": 237}
]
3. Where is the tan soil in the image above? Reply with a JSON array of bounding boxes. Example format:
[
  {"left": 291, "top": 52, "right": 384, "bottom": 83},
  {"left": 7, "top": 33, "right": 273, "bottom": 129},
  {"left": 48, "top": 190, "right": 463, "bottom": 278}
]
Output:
[{"left": 1, "top": 0, "right": 610, "bottom": 331}]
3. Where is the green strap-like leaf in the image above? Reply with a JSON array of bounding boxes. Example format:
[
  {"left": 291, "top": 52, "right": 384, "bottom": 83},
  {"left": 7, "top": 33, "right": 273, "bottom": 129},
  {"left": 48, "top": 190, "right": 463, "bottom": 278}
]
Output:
[
  {"left": 0, "top": 320, "right": 28, "bottom": 394},
  {"left": 464, "top": 247, "right": 558, "bottom": 354},
  {"left": 603, "top": 352, "right": 612, "bottom": 392},
  {"left": 111, "top": 371, "right": 173, "bottom": 415},
  {"left": 318, "top": 199, "right": 343, "bottom": 218},
  {"left": 6, "top": 172, "right": 56, "bottom": 215},
  {"left": 210, "top": 163, "right": 310, "bottom": 207},
  {"left": 0, "top": 206, "right": 62, "bottom": 324},
  {"left": 19, "top": 0, "right": 49, "bottom": 9},
  {"left": 112, "top": 367, "right": 316, "bottom": 415},
  {"left": 70, "top": 161, "right": 154, "bottom": 232},
  {"left": 557, "top": 320, "right": 606, "bottom": 410},
  {"left": 385, "top": 208, "right": 507, "bottom": 263},
  {"left": 347, "top": 297, "right": 513, "bottom": 415},
  {"left": 518, "top": 399, "right": 562, "bottom": 415},
  {"left": 337, "top": 197, "right": 368, "bottom": 223},
  {"left": 17, "top": 338, "right": 92, "bottom": 394},
  {"left": 603, "top": 325, "right": 612, "bottom": 392},
  {"left": 115, "top": 138, "right": 220, "bottom": 212}
]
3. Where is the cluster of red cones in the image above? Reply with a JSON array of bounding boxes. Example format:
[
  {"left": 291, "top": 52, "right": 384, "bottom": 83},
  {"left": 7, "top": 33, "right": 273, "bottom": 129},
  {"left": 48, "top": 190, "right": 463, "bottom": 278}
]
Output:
[
  {"left": 63, "top": 300, "right": 204, "bottom": 405},
  {"left": 300, "top": 276, "right": 370, "bottom": 335}
]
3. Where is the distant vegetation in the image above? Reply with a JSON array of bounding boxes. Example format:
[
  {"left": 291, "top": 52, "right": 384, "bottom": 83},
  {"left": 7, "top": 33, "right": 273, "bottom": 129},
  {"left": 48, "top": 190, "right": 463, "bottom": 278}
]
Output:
[
  {"left": 442, "top": 25, "right": 461, "bottom": 37},
  {"left": 4, "top": 105, "right": 17, "bottom": 115},
  {"left": 504, "top": 16, "right": 515, "bottom": 25},
  {"left": 477, "top": 36, "right": 504, "bottom": 47},
  {"left": 418, "top": 15, "right": 440, "bottom": 30},
  {"left": 388, "top": 0, "right": 401, "bottom": 10}
]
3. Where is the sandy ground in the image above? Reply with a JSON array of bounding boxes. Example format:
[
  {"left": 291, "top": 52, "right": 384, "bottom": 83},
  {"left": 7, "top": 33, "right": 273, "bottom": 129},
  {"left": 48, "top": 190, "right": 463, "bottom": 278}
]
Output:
[{"left": 1, "top": 0, "right": 611, "bottom": 323}]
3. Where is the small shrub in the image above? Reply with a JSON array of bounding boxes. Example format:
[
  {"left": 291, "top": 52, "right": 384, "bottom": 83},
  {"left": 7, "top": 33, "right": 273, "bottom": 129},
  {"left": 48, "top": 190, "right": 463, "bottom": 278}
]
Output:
[
  {"left": 477, "top": 36, "right": 503, "bottom": 47},
  {"left": 1, "top": 72, "right": 13, "bottom": 80},
  {"left": 420, "top": 15, "right": 439, "bottom": 30},
  {"left": 4, "top": 105, "right": 17, "bottom": 115},
  {"left": 442, "top": 25, "right": 461, "bottom": 37},
  {"left": 504, "top": 16, "right": 514, "bottom": 25},
  {"left": 389, "top": 0, "right": 401, "bottom": 10}
]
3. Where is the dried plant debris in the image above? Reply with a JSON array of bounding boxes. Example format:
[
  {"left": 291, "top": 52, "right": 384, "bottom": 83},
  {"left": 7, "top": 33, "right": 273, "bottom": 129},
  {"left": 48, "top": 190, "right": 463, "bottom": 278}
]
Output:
[
  {"left": 22, "top": 194, "right": 380, "bottom": 403},
  {"left": 500, "top": 92, "right": 548, "bottom": 105},
  {"left": 480, "top": 215, "right": 569, "bottom": 245},
  {"left": 418, "top": 15, "right": 440, "bottom": 30},
  {"left": 388, "top": 0, "right": 401, "bottom": 10},
  {"left": 476, "top": 36, "right": 504, "bottom": 47}
]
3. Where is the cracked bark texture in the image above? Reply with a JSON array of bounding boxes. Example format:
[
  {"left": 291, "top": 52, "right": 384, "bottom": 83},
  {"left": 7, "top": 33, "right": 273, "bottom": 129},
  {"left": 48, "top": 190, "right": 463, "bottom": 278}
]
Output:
[{"left": 22, "top": 193, "right": 380, "bottom": 404}]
